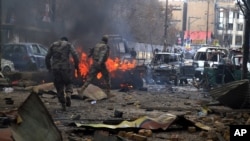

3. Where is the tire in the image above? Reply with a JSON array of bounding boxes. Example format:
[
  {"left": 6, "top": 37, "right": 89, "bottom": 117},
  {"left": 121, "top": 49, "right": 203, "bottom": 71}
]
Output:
[{"left": 2, "top": 66, "right": 12, "bottom": 74}]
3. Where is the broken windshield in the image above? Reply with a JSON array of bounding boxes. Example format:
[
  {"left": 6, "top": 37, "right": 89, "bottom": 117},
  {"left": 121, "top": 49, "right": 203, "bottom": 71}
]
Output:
[{"left": 153, "top": 53, "right": 180, "bottom": 64}]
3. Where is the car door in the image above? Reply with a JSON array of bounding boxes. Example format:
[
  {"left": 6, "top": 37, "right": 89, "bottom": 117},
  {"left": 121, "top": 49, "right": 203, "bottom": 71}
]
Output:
[{"left": 30, "top": 44, "right": 47, "bottom": 70}]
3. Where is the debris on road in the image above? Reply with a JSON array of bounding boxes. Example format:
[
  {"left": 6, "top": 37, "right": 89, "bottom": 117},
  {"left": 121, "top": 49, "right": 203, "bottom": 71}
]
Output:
[
  {"left": 1, "top": 80, "right": 250, "bottom": 141},
  {"left": 209, "top": 79, "right": 250, "bottom": 109},
  {"left": 10, "top": 93, "right": 62, "bottom": 141},
  {"left": 78, "top": 84, "right": 108, "bottom": 100}
]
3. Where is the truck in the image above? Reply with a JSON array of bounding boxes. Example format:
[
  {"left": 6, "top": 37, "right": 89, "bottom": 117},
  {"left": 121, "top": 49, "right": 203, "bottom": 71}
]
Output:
[
  {"left": 89, "top": 35, "right": 146, "bottom": 89},
  {"left": 108, "top": 35, "right": 130, "bottom": 59}
]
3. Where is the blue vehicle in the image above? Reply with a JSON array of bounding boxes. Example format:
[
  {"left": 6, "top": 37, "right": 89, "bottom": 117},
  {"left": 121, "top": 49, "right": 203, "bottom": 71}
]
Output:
[{"left": 2, "top": 42, "right": 48, "bottom": 71}]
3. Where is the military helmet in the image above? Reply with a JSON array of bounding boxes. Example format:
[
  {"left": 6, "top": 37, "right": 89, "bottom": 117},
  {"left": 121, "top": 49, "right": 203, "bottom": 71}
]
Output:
[
  {"left": 60, "top": 36, "right": 68, "bottom": 41},
  {"left": 102, "top": 35, "right": 109, "bottom": 43}
]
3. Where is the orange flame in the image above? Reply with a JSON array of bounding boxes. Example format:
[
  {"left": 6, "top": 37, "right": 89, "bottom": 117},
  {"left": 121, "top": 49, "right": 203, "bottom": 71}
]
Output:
[{"left": 75, "top": 47, "right": 136, "bottom": 79}]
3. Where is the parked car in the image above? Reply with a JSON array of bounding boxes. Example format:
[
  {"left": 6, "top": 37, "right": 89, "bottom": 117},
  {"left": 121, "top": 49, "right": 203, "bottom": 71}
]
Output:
[
  {"left": 1, "top": 42, "right": 48, "bottom": 71},
  {"left": 1, "top": 58, "right": 15, "bottom": 74}
]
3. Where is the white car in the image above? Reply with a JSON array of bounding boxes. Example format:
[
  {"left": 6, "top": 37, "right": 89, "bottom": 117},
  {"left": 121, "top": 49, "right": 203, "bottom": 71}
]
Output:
[{"left": 1, "top": 58, "right": 15, "bottom": 74}]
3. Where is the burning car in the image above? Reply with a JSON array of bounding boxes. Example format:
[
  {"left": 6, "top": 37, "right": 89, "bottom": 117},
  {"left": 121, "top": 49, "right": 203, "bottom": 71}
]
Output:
[{"left": 149, "top": 52, "right": 183, "bottom": 85}]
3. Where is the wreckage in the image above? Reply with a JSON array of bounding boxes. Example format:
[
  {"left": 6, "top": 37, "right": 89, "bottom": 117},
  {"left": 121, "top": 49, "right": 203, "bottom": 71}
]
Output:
[{"left": 209, "top": 79, "right": 250, "bottom": 109}]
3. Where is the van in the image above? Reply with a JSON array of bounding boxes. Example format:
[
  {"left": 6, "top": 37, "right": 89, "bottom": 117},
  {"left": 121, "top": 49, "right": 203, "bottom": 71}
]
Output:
[{"left": 192, "top": 46, "right": 228, "bottom": 79}]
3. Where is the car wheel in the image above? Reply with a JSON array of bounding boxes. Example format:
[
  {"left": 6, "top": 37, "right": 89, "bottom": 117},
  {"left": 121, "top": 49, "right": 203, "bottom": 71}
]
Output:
[{"left": 2, "top": 66, "right": 12, "bottom": 74}]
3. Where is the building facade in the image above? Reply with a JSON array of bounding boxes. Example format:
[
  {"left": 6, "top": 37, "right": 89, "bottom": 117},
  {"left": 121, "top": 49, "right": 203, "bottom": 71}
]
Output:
[{"left": 169, "top": 0, "right": 243, "bottom": 47}]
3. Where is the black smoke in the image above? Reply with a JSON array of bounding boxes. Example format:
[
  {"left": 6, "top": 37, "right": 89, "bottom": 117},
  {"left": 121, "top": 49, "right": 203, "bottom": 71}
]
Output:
[{"left": 2, "top": 0, "right": 165, "bottom": 49}]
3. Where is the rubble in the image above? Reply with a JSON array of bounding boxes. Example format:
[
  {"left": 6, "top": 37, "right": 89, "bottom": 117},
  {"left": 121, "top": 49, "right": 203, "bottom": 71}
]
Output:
[
  {"left": 0, "top": 81, "right": 250, "bottom": 141},
  {"left": 78, "top": 84, "right": 108, "bottom": 100},
  {"left": 10, "top": 93, "right": 62, "bottom": 141}
]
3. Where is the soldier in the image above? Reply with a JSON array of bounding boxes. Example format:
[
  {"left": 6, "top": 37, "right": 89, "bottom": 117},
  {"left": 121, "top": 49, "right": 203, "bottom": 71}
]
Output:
[
  {"left": 45, "top": 37, "right": 80, "bottom": 111},
  {"left": 78, "top": 35, "right": 113, "bottom": 98},
  {"left": 130, "top": 48, "right": 137, "bottom": 59}
]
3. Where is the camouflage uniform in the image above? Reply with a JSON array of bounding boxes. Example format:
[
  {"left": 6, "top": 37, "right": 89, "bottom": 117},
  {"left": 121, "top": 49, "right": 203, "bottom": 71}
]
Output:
[
  {"left": 80, "top": 35, "right": 111, "bottom": 96},
  {"left": 45, "top": 37, "right": 79, "bottom": 110}
]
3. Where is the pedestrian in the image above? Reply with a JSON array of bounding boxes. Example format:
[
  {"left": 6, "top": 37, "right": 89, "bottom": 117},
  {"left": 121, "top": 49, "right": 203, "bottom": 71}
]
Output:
[
  {"left": 45, "top": 37, "right": 80, "bottom": 111},
  {"left": 130, "top": 48, "right": 137, "bottom": 59},
  {"left": 78, "top": 35, "right": 114, "bottom": 98}
]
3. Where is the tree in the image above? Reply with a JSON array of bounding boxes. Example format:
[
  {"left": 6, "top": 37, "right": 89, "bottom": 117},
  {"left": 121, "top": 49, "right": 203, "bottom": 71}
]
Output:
[{"left": 236, "top": 0, "right": 250, "bottom": 79}]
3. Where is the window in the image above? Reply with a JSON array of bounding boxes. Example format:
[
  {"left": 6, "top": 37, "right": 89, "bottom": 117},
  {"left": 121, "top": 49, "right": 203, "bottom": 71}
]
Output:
[
  {"left": 218, "top": 9, "right": 225, "bottom": 30},
  {"left": 2, "top": 45, "right": 14, "bottom": 58},
  {"left": 224, "top": 34, "right": 233, "bottom": 45},
  {"left": 153, "top": 54, "right": 180, "bottom": 64},
  {"left": 31, "top": 45, "right": 40, "bottom": 55},
  {"left": 235, "top": 35, "right": 242, "bottom": 45},
  {"left": 227, "top": 23, "right": 233, "bottom": 30},
  {"left": 194, "top": 52, "right": 207, "bottom": 61},
  {"left": 14, "top": 45, "right": 26, "bottom": 54},
  {"left": 237, "top": 24, "right": 243, "bottom": 31},
  {"left": 239, "top": 12, "right": 244, "bottom": 23},
  {"left": 228, "top": 11, "right": 234, "bottom": 23},
  {"left": 39, "top": 46, "right": 48, "bottom": 56},
  {"left": 2, "top": 45, "right": 13, "bottom": 54}
]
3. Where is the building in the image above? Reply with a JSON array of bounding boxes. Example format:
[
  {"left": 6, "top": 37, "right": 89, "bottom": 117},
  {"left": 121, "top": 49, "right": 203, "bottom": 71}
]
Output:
[
  {"left": 0, "top": 0, "right": 56, "bottom": 45},
  {"left": 168, "top": 0, "right": 243, "bottom": 47},
  {"left": 216, "top": 0, "right": 244, "bottom": 48}
]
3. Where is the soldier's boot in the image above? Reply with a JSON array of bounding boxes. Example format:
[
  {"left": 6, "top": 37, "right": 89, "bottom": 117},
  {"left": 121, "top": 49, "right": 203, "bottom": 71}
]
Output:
[
  {"left": 58, "top": 96, "right": 67, "bottom": 111},
  {"left": 66, "top": 96, "right": 71, "bottom": 107},
  {"left": 61, "top": 103, "right": 66, "bottom": 111}
]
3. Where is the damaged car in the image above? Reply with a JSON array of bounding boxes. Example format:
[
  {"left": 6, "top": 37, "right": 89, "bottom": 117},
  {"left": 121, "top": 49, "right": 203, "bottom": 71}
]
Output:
[{"left": 149, "top": 52, "right": 183, "bottom": 85}]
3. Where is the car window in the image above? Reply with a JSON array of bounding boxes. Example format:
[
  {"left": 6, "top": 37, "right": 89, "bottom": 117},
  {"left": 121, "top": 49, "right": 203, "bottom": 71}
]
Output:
[
  {"left": 194, "top": 52, "right": 206, "bottom": 61},
  {"left": 38, "top": 45, "right": 48, "bottom": 56},
  {"left": 154, "top": 54, "right": 180, "bottom": 64},
  {"left": 2, "top": 45, "right": 14, "bottom": 58},
  {"left": 14, "top": 45, "right": 26, "bottom": 54},
  {"left": 31, "top": 45, "right": 40, "bottom": 55},
  {"left": 2, "top": 45, "right": 13, "bottom": 54}
]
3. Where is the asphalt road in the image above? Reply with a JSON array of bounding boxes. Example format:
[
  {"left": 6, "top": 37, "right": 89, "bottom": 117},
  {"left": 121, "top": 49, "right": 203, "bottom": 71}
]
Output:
[{"left": 0, "top": 84, "right": 238, "bottom": 141}]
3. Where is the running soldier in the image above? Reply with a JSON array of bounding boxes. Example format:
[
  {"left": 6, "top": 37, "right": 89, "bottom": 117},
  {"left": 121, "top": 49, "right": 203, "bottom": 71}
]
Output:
[
  {"left": 79, "top": 35, "right": 114, "bottom": 98},
  {"left": 45, "top": 37, "right": 79, "bottom": 111}
]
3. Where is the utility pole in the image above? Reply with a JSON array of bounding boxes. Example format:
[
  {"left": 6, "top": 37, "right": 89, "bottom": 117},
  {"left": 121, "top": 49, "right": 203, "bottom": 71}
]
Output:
[
  {"left": 205, "top": 0, "right": 210, "bottom": 44},
  {"left": 163, "top": 0, "right": 168, "bottom": 52}
]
